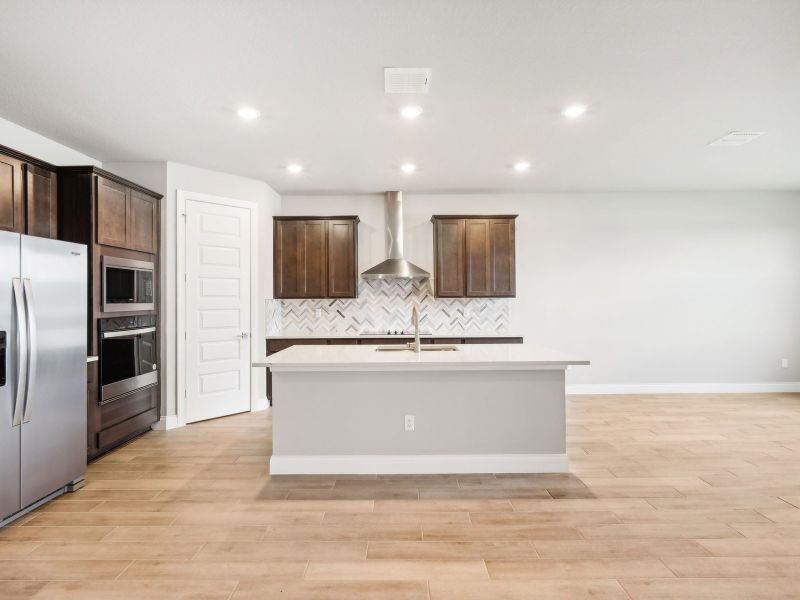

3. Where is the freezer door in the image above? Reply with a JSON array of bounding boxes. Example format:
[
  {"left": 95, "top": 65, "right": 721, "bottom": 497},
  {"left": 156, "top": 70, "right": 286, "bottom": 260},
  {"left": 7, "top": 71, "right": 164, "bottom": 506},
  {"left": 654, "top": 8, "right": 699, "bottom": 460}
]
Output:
[
  {"left": 19, "top": 235, "right": 87, "bottom": 508},
  {"left": 0, "top": 231, "right": 21, "bottom": 519}
]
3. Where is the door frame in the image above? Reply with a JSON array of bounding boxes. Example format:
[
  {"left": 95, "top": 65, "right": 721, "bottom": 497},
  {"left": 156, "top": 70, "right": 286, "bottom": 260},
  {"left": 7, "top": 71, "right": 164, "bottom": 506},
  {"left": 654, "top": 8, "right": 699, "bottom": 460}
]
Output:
[{"left": 176, "top": 190, "right": 259, "bottom": 426}]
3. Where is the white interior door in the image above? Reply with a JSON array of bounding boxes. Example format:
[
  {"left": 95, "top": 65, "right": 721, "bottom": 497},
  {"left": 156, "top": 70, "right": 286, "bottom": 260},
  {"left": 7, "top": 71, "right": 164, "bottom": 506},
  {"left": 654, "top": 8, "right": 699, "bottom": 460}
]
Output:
[{"left": 185, "top": 199, "right": 251, "bottom": 423}]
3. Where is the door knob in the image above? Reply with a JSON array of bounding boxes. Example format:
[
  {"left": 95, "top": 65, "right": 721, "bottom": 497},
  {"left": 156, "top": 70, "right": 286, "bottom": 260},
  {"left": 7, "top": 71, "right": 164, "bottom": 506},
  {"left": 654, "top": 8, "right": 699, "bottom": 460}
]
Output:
[{"left": 235, "top": 332, "right": 250, "bottom": 339}]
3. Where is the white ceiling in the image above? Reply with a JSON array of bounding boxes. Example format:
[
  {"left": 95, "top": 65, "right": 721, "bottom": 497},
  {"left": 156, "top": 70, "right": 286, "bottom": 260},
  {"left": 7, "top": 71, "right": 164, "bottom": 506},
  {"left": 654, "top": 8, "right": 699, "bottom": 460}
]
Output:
[{"left": 1, "top": 0, "right": 798, "bottom": 194}]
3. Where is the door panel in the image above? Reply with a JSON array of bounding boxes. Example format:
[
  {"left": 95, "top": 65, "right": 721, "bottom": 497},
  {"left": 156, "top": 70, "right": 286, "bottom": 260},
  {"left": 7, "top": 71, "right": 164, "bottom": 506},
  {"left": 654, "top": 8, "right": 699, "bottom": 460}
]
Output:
[
  {"left": 0, "top": 232, "right": 21, "bottom": 519},
  {"left": 465, "top": 219, "right": 491, "bottom": 296},
  {"left": 185, "top": 200, "right": 251, "bottom": 423},
  {"left": 301, "top": 221, "right": 326, "bottom": 297},
  {"left": 96, "top": 177, "right": 129, "bottom": 248},
  {"left": 20, "top": 235, "right": 87, "bottom": 508},
  {"left": 434, "top": 219, "right": 465, "bottom": 297},
  {"left": 0, "top": 156, "right": 24, "bottom": 234},
  {"left": 24, "top": 165, "right": 57, "bottom": 239},
  {"left": 489, "top": 219, "right": 516, "bottom": 296},
  {"left": 130, "top": 190, "right": 158, "bottom": 253},
  {"left": 274, "top": 220, "right": 327, "bottom": 298},
  {"left": 274, "top": 220, "right": 300, "bottom": 298},
  {"left": 327, "top": 220, "right": 356, "bottom": 298}
]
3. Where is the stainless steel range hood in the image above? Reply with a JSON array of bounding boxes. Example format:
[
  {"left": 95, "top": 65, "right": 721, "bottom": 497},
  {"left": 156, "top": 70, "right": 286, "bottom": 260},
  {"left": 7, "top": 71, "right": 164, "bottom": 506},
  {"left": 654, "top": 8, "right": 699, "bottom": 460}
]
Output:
[{"left": 361, "top": 191, "right": 430, "bottom": 279}]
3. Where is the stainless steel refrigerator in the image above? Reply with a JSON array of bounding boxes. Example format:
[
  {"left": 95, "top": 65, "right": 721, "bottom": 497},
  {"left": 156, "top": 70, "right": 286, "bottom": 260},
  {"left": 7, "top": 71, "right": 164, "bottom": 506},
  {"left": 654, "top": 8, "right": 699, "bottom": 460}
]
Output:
[{"left": 0, "top": 231, "right": 87, "bottom": 524}]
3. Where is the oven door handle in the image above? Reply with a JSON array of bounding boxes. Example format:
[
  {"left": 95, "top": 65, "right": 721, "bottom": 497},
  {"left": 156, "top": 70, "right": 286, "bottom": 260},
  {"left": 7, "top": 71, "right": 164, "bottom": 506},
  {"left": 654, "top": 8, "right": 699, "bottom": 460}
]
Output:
[{"left": 102, "top": 326, "right": 156, "bottom": 339}]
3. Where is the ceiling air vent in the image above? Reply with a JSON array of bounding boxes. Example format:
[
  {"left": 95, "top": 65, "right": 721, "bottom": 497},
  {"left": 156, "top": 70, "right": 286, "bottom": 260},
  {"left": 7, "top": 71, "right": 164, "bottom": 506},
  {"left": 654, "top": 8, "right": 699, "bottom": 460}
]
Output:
[
  {"left": 384, "top": 67, "right": 432, "bottom": 94},
  {"left": 708, "top": 131, "right": 766, "bottom": 147}
]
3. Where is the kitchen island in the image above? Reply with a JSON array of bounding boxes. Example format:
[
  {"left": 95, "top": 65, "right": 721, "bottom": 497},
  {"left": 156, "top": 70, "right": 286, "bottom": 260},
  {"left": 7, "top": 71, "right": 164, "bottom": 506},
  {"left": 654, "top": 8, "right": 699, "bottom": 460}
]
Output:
[{"left": 255, "top": 344, "right": 588, "bottom": 475}]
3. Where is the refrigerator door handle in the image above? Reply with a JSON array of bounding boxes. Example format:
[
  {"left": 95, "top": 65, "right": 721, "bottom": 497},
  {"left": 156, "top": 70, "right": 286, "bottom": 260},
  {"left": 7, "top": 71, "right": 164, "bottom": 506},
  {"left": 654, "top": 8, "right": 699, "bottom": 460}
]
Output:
[
  {"left": 22, "top": 278, "right": 36, "bottom": 424},
  {"left": 11, "top": 278, "right": 27, "bottom": 427}
]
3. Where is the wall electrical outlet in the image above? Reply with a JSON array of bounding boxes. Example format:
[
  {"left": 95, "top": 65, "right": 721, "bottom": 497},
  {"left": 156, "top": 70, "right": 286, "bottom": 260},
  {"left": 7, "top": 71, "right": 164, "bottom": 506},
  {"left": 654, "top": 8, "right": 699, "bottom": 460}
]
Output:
[
  {"left": 315, "top": 308, "right": 323, "bottom": 318},
  {"left": 781, "top": 358, "right": 789, "bottom": 369},
  {"left": 404, "top": 415, "right": 415, "bottom": 432}
]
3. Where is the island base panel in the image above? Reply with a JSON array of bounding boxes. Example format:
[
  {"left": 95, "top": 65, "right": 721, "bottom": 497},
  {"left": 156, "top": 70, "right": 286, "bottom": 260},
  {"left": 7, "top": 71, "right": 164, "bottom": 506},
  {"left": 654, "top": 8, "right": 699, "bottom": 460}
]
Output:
[{"left": 270, "top": 369, "right": 568, "bottom": 474}]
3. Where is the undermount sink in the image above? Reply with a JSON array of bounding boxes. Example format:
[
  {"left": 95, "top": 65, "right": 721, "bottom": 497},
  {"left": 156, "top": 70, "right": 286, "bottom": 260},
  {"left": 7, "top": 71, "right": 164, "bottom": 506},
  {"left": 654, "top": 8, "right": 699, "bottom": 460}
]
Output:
[{"left": 375, "top": 344, "right": 459, "bottom": 352}]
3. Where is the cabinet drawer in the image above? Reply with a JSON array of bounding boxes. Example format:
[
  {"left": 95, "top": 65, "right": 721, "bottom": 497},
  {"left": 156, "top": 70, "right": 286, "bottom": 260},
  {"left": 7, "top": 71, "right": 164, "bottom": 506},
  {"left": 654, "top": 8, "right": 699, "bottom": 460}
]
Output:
[
  {"left": 97, "top": 407, "right": 158, "bottom": 451},
  {"left": 100, "top": 385, "right": 157, "bottom": 430}
]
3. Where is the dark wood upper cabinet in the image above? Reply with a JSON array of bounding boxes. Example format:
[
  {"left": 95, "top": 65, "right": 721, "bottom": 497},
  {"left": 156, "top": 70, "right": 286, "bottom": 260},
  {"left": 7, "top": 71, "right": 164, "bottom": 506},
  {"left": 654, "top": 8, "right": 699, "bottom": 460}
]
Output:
[
  {"left": 0, "top": 147, "right": 58, "bottom": 238},
  {"left": 433, "top": 218, "right": 465, "bottom": 297},
  {"left": 465, "top": 219, "right": 491, "bottom": 296},
  {"left": 274, "top": 216, "right": 359, "bottom": 299},
  {"left": 95, "top": 175, "right": 159, "bottom": 253},
  {"left": 432, "top": 215, "right": 517, "bottom": 298},
  {"left": 327, "top": 219, "right": 357, "bottom": 297},
  {"left": 24, "top": 164, "right": 57, "bottom": 239},
  {"left": 129, "top": 189, "right": 158, "bottom": 253},
  {"left": 487, "top": 218, "right": 516, "bottom": 296},
  {"left": 96, "top": 177, "right": 129, "bottom": 248},
  {"left": 0, "top": 154, "right": 24, "bottom": 234}
]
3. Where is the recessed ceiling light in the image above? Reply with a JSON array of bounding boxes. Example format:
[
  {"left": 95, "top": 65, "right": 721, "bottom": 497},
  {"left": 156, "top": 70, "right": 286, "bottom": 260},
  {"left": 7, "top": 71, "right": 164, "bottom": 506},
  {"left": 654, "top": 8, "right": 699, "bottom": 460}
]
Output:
[
  {"left": 562, "top": 104, "right": 587, "bottom": 119},
  {"left": 286, "top": 163, "right": 303, "bottom": 174},
  {"left": 400, "top": 105, "right": 422, "bottom": 120},
  {"left": 400, "top": 163, "right": 417, "bottom": 174},
  {"left": 513, "top": 161, "right": 531, "bottom": 172},
  {"left": 237, "top": 106, "right": 261, "bottom": 120}
]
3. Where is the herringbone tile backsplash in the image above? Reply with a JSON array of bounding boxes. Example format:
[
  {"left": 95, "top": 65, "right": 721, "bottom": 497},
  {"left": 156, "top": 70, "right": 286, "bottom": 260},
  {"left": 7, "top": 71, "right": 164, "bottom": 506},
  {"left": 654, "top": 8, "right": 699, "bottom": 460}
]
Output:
[{"left": 267, "top": 279, "right": 511, "bottom": 336}]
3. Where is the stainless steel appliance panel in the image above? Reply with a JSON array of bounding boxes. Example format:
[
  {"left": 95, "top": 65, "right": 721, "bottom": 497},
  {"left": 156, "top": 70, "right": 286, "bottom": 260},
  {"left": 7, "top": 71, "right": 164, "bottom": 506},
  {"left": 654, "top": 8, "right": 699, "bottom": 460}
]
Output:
[
  {"left": 19, "top": 235, "right": 87, "bottom": 508},
  {"left": 0, "top": 231, "right": 21, "bottom": 519},
  {"left": 102, "top": 256, "right": 155, "bottom": 313},
  {"left": 100, "top": 326, "right": 158, "bottom": 402}
]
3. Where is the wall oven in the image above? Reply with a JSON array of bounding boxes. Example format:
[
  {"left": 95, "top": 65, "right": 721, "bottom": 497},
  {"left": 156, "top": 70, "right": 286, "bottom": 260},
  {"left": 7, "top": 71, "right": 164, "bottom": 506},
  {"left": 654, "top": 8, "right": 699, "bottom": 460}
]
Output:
[
  {"left": 103, "top": 256, "right": 154, "bottom": 313},
  {"left": 99, "top": 316, "right": 158, "bottom": 403}
]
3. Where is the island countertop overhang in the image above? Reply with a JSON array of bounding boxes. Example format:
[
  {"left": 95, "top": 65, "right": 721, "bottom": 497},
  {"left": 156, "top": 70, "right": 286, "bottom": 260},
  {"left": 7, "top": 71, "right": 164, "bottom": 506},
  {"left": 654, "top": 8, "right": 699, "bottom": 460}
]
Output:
[{"left": 255, "top": 343, "right": 590, "bottom": 372}]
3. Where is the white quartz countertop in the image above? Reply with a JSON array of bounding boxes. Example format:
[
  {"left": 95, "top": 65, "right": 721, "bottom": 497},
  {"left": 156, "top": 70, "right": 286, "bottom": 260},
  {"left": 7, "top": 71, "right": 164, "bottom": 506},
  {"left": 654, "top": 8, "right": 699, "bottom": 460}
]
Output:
[
  {"left": 266, "top": 332, "right": 523, "bottom": 339},
  {"left": 255, "top": 343, "right": 589, "bottom": 372}
]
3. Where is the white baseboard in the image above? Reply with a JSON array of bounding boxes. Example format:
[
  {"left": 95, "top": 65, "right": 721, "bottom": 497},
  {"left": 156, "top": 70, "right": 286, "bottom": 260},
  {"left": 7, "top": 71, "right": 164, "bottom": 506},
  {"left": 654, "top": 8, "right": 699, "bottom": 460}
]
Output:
[
  {"left": 150, "top": 415, "right": 181, "bottom": 431},
  {"left": 252, "top": 396, "right": 270, "bottom": 412},
  {"left": 269, "top": 453, "right": 569, "bottom": 475},
  {"left": 566, "top": 382, "right": 800, "bottom": 395}
]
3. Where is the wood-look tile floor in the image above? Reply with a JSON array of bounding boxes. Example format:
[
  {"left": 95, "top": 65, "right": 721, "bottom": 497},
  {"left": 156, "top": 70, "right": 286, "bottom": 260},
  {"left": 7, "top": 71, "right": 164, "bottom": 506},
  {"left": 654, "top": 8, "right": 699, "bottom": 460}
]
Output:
[{"left": 2, "top": 393, "right": 800, "bottom": 599}]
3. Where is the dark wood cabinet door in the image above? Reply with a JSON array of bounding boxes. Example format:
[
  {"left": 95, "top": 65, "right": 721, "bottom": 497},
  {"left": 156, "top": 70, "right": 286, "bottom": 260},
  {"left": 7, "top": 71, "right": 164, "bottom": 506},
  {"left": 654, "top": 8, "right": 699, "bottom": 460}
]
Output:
[
  {"left": 274, "top": 219, "right": 328, "bottom": 298},
  {"left": 24, "top": 164, "right": 57, "bottom": 238},
  {"left": 465, "top": 219, "right": 491, "bottom": 296},
  {"left": 129, "top": 189, "right": 158, "bottom": 253},
  {"left": 299, "top": 220, "right": 327, "bottom": 297},
  {"left": 0, "top": 155, "right": 24, "bottom": 234},
  {"left": 434, "top": 218, "right": 465, "bottom": 297},
  {"left": 96, "top": 176, "right": 129, "bottom": 248},
  {"left": 274, "top": 220, "right": 301, "bottom": 297},
  {"left": 327, "top": 219, "right": 357, "bottom": 298},
  {"left": 489, "top": 218, "right": 516, "bottom": 296}
]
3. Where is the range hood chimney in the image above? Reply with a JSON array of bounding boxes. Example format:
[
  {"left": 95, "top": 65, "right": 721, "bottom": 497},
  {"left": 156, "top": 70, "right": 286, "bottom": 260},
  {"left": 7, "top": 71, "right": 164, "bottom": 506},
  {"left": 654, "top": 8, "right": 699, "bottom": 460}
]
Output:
[{"left": 361, "top": 191, "right": 430, "bottom": 279}]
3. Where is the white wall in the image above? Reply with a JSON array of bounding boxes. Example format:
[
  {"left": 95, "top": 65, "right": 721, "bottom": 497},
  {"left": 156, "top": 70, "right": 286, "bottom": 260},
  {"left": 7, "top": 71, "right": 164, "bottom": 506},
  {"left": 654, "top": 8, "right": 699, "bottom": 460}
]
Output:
[
  {"left": 104, "top": 161, "right": 281, "bottom": 422},
  {"left": 0, "top": 117, "right": 100, "bottom": 165},
  {"left": 282, "top": 192, "right": 800, "bottom": 390}
]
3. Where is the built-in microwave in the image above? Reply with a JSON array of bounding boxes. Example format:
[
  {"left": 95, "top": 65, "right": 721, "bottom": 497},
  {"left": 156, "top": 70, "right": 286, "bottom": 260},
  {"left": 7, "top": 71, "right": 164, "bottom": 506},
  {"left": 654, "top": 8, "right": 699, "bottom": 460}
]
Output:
[{"left": 103, "top": 256, "right": 154, "bottom": 313}]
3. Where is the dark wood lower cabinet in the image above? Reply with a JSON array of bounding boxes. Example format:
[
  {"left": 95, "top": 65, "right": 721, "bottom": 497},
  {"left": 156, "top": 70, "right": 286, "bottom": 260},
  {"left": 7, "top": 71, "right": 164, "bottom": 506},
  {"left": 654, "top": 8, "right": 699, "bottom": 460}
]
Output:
[
  {"left": 91, "top": 386, "right": 159, "bottom": 459},
  {"left": 265, "top": 336, "right": 523, "bottom": 404}
]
